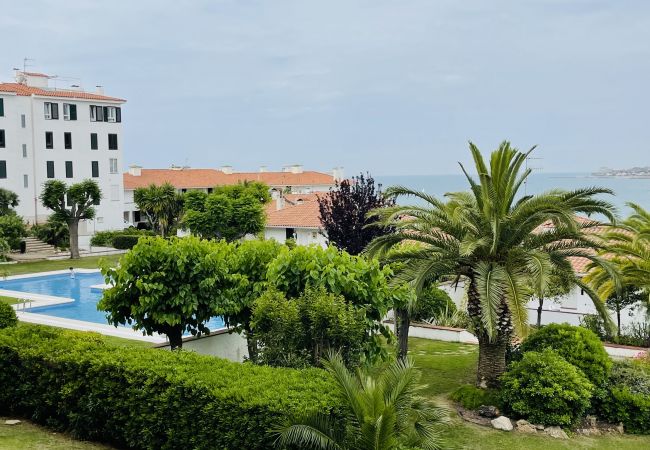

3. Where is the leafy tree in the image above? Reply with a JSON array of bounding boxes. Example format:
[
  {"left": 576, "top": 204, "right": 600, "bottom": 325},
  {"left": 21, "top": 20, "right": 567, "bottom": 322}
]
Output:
[
  {"left": 266, "top": 245, "right": 393, "bottom": 362},
  {"left": 366, "top": 141, "right": 617, "bottom": 387},
  {"left": 605, "top": 285, "right": 646, "bottom": 338},
  {"left": 226, "top": 238, "right": 284, "bottom": 362},
  {"left": 0, "top": 188, "right": 19, "bottom": 215},
  {"left": 99, "top": 236, "right": 246, "bottom": 349},
  {"left": 40, "top": 180, "right": 101, "bottom": 259},
  {"left": 318, "top": 173, "right": 394, "bottom": 255},
  {"left": 534, "top": 269, "right": 574, "bottom": 328},
  {"left": 0, "top": 214, "right": 27, "bottom": 249},
  {"left": 183, "top": 181, "right": 270, "bottom": 241},
  {"left": 274, "top": 352, "right": 448, "bottom": 450},
  {"left": 134, "top": 182, "right": 184, "bottom": 237}
]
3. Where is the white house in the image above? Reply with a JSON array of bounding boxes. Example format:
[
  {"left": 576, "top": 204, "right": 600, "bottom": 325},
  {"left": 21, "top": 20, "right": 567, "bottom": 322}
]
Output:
[
  {"left": 264, "top": 193, "right": 328, "bottom": 247},
  {"left": 0, "top": 70, "right": 126, "bottom": 249}
]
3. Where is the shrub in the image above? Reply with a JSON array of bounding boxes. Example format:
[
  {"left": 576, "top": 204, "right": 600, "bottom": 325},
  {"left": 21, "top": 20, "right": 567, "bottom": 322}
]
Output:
[
  {"left": 90, "top": 228, "right": 155, "bottom": 247},
  {"left": 0, "top": 324, "right": 340, "bottom": 449},
  {"left": 413, "top": 285, "right": 455, "bottom": 322},
  {"left": 31, "top": 216, "right": 69, "bottom": 250},
  {"left": 0, "top": 303, "right": 17, "bottom": 329},
  {"left": 520, "top": 323, "right": 611, "bottom": 386},
  {"left": 0, "top": 213, "right": 27, "bottom": 250},
  {"left": 450, "top": 384, "right": 500, "bottom": 410},
  {"left": 500, "top": 349, "right": 594, "bottom": 426},
  {"left": 580, "top": 314, "right": 610, "bottom": 341},
  {"left": 595, "top": 361, "right": 650, "bottom": 434},
  {"left": 111, "top": 235, "right": 142, "bottom": 249}
]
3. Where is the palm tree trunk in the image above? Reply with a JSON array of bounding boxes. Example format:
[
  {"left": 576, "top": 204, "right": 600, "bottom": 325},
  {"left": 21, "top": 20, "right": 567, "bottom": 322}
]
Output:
[
  {"left": 396, "top": 308, "right": 410, "bottom": 360},
  {"left": 536, "top": 297, "right": 544, "bottom": 328},
  {"left": 68, "top": 219, "right": 80, "bottom": 259},
  {"left": 476, "top": 330, "right": 508, "bottom": 388}
]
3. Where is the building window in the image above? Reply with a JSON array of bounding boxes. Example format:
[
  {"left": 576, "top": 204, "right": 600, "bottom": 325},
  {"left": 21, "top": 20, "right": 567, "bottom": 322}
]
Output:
[
  {"left": 133, "top": 210, "right": 141, "bottom": 222},
  {"left": 123, "top": 211, "right": 130, "bottom": 223},
  {"left": 23, "top": 174, "right": 28, "bottom": 188},
  {"left": 22, "top": 144, "right": 27, "bottom": 158},
  {"left": 44, "top": 102, "right": 59, "bottom": 120},
  {"left": 64, "top": 132, "right": 72, "bottom": 149},
  {"left": 93, "top": 197, "right": 100, "bottom": 206},
  {"left": 110, "top": 184, "right": 120, "bottom": 201},
  {"left": 91, "top": 161, "right": 99, "bottom": 178},
  {"left": 109, "top": 158, "right": 118, "bottom": 174},
  {"left": 0, "top": 161, "right": 6, "bottom": 179},
  {"left": 21, "top": 114, "right": 26, "bottom": 128},
  {"left": 45, "top": 131, "right": 53, "bottom": 149},
  {"left": 90, "top": 133, "right": 98, "bottom": 150},
  {"left": 0, "top": 130, "right": 5, "bottom": 148},
  {"left": 285, "top": 227, "right": 296, "bottom": 240},
  {"left": 106, "top": 107, "right": 116, "bottom": 123},
  {"left": 63, "top": 103, "right": 77, "bottom": 121},
  {"left": 108, "top": 134, "right": 118, "bottom": 150},
  {"left": 65, "top": 161, "right": 73, "bottom": 178},
  {"left": 46, "top": 161, "right": 55, "bottom": 178},
  {"left": 66, "top": 194, "right": 73, "bottom": 207},
  {"left": 0, "top": 98, "right": 3, "bottom": 116},
  {"left": 90, "top": 105, "right": 104, "bottom": 122}
]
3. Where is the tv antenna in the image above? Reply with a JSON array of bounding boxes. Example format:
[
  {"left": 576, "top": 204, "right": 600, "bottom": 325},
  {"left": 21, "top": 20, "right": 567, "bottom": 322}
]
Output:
[
  {"left": 22, "top": 58, "right": 34, "bottom": 73},
  {"left": 524, "top": 156, "right": 543, "bottom": 196}
]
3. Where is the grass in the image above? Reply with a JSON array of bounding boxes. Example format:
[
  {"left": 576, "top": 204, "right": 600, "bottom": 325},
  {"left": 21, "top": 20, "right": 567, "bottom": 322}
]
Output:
[
  {"left": 0, "top": 418, "right": 114, "bottom": 450},
  {"left": 0, "top": 296, "right": 21, "bottom": 305},
  {"left": 409, "top": 337, "right": 650, "bottom": 449},
  {"left": 0, "top": 254, "right": 122, "bottom": 277}
]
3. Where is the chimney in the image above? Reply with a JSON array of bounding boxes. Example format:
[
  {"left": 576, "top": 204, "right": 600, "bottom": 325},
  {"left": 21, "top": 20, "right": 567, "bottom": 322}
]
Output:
[
  {"left": 289, "top": 164, "right": 303, "bottom": 174},
  {"left": 95, "top": 85, "right": 105, "bottom": 95},
  {"left": 221, "top": 165, "right": 234, "bottom": 175},
  {"left": 276, "top": 195, "right": 285, "bottom": 210},
  {"left": 128, "top": 165, "right": 142, "bottom": 176},
  {"left": 332, "top": 166, "right": 344, "bottom": 182},
  {"left": 259, "top": 165, "right": 268, "bottom": 173}
]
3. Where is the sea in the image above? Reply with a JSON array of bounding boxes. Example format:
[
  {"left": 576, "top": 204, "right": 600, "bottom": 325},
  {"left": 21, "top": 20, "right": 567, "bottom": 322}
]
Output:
[{"left": 376, "top": 173, "right": 650, "bottom": 217}]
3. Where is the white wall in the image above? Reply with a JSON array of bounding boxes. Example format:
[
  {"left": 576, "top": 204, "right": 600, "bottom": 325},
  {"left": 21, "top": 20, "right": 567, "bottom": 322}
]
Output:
[
  {"left": 158, "top": 330, "right": 249, "bottom": 362},
  {"left": 264, "top": 227, "right": 328, "bottom": 247}
]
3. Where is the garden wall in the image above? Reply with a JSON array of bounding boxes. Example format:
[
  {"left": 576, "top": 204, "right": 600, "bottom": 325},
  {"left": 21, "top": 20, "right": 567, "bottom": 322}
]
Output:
[{"left": 156, "top": 328, "right": 249, "bottom": 362}]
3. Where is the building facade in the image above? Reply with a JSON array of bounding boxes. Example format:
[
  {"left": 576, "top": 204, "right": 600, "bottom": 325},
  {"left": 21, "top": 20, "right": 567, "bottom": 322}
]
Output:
[{"left": 0, "top": 71, "right": 126, "bottom": 248}]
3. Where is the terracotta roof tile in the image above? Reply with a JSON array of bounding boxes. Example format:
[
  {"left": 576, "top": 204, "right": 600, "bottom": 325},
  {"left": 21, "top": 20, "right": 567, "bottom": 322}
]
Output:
[
  {"left": 123, "top": 169, "right": 335, "bottom": 190},
  {"left": 0, "top": 82, "right": 125, "bottom": 102},
  {"left": 266, "top": 197, "right": 323, "bottom": 228}
]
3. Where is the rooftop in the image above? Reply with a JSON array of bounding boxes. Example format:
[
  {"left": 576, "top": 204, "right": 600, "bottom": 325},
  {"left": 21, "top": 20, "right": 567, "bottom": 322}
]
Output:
[
  {"left": 0, "top": 82, "right": 126, "bottom": 102},
  {"left": 265, "top": 194, "right": 324, "bottom": 229}
]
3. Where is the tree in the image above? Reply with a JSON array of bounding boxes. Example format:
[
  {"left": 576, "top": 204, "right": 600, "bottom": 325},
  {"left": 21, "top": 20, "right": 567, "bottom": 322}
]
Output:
[
  {"left": 30, "top": 216, "right": 70, "bottom": 250},
  {"left": 318, "top": 173, "right": 394, "bottom": 255},
  {"left": 366, "top": 141, "right": 617, "bottom": 387},
  {"left": 134, "top": 182, "right": 184, "bottom": 237},
  {"left": 183, "top": 181, "right": 270, "bottom": 241},
  {"left": 0, "top": 188, "right": 19, "bottom": 215},
  {"left": 99, "top": 236, "right": 245, "bottom": 349},
  {"left": 535, "top": 269, "right": 574, "bottom": 328},
  {"left": 0, "top": 214, "right": 27, "bottom": 249},
  {"left": 226, "top": 238, "right": 284, "bottom": 362},
  {"left": 605, "top": 285, "right": 645, "bottom": 338},
  {"left": 273, "top": 352, "right": 448, "bottom": 450},
  {"left": 40, "top": 180, "right": 101, "bottom": 259},
  {"left": 266, "top": 245, "right": 394, "bottom": 362}
]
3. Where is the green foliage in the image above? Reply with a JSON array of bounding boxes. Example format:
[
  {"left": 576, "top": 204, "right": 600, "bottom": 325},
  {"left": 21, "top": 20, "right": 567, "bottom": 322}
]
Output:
[
  {"left": 274, "top": 352, "right": 448, "bottom": 450},
  {"left": 0, "top": 213, "right": 27, "bottom": 250},
  {"left": 266, "top": 245, "right": 393, "bottom": 362},
  {"left": 580, "top": 314, "right": 610, "bottom": 341},
  {"left": 90, "top": 228, "right": 154, "bottom": 247},
  {"left": 0, "top": 303, "right": 17, "bottom": 329},
  {"left": 500, "top": 349, "right": 594, "bottom": 426},
  {"left": 413, "top": 284, "right": 456, "bottom": 322},
  {"left": 134, "top": 183, "right": 184, "bottom": 237},
  {"left": 110, "top": 235, "right": 142, "bottom": 250},
  {"left": 450, "top": 384, "right": 501, "bottom": 410},
  {"left": 0, "top": 238, "right": 9, "bottom": 261},
  {"left": 183, "top": 181, "right": 270, "bottom": 241},
  {"left": 30, "top": 216, "right": 69, "bottom": 250},
  {"left": 0, "top": 324, "right": 339, "bottom": 450},
  {"left": 99, "top": 236, "right": 246, "bottom": 348},
  {"left": 520, "top": 323, "right": 612, "bottom": 386},
  {"left": 251, "top": 287, "right": 367, "bottom": 367},
  {"left": 0, "top": 187, "right": 19, "bottom": 215},
  {"left": 596, "top": 361, "right": 650, "bottom": 434}
]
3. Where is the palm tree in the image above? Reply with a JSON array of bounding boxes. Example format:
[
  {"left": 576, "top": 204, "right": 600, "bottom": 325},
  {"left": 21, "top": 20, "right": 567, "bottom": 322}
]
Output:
[
  {"left": 366, "top": 141, "right": 617, "bottom": 387},
  {"left": 133, "top": 183, "right": 184, "bottom": 237},
  {"left": 273, "top": 353, "right": 448, "bottom": 450}
]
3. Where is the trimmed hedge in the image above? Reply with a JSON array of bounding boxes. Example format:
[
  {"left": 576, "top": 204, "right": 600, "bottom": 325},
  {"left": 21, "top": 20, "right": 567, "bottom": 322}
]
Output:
[
  {"left": 0, "top": 303, "right": 17, "bottom": 329},
  {"left": 519, "top": 323, "right": 611, "bottom": 386},
  {"left": 112, "top": 235, "right": 142, "bottom": 250},
  {"left": 0, "top": 324, "right": 340, "bottom": 449}
]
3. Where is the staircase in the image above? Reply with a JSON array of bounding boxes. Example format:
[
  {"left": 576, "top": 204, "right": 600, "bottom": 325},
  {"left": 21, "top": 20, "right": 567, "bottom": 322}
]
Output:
[{"left": 22, "top": 237, "right": 57, "bottom": 255}]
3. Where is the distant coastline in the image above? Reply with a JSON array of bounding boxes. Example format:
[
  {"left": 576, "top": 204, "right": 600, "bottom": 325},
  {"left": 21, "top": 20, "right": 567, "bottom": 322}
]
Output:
[{"left": 591, "top": 166, "right": 650, "bottom": 178}]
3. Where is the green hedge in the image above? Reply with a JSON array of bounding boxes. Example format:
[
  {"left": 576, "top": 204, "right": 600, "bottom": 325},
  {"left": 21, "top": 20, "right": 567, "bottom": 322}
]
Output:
[
  {"left": 0, "top": 324, "right": 340, "bottom": 449},
  {"left": 91, "top": 228, "right": 155, "bottom": 247},
  {"left": 112, "top": 235, "right": 142, "bottom": 250},
  {"left": 450, "top": 384, "right": 501, "bottom": 410},
  {"left": 0, "top": 303, "right": 17, "bottom": 329}
]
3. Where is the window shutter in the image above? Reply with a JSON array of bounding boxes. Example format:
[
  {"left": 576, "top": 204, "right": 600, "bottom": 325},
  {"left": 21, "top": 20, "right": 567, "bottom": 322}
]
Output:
[
  {"left": 70, "top": 104, "right": 77, "bottom": 120},
  {"left": 46, "top": 161, "right": 55, "bottom": 178},
  {"left": 92, "top": 161, "right": 99, "bottom": 178},
  {"left": 0, "top": 98, "right": 4, "bottom": 116},
  {"left": 52, "top": 103, "right": 59, "bottom": 120},
  {"left": 65, "top": 161, "right": 73, "bottom": 178},
  {"left": 0, "top": 161, "right": 6, "bottom": 179},
  {"left": 91, "top": 133, "right": 98, "bottom": 150},
  {"left": 116, "top": 107, "right": 121, "bottom": 123},
  {"left": 103, "top": 106, "right": 109, "bottom": 122},
  {"left": 0, "top": 130, "right": 5, "bottom": 148}
]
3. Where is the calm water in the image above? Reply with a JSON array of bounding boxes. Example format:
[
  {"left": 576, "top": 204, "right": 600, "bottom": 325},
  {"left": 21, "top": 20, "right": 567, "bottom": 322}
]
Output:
[
  {"left": 377, "top": 172, "right": 650, "bottom": 216},
  {"left": 0, "top": 272, "right": 225, "bottom": 331}
]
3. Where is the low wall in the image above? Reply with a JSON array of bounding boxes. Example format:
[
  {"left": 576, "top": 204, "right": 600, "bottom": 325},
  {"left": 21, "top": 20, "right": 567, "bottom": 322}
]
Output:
[{"left": 156, "top": 329, "right": 249, "bottom": 362}]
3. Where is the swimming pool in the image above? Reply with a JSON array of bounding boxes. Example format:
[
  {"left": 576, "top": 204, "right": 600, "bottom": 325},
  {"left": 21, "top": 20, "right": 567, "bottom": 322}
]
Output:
[{"left": 0, "top": 271, "right": 225, "bottom": 331}]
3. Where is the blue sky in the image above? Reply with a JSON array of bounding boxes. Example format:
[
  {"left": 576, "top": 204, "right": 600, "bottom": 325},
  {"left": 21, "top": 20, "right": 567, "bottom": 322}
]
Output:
[{"left": 1, "top": 1, "right": 649, "bottom": 175}]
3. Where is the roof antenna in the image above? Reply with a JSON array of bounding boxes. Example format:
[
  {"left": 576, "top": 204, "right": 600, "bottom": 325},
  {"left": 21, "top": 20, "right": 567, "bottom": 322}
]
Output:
[{"left": 23, "top": 57, "right": 34, "bottom": 73}]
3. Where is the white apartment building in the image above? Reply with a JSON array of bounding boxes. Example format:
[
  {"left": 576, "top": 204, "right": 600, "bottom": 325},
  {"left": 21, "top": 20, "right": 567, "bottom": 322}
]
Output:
[{"left": 0, "top": 71, "right": 126, "bottom": 249}]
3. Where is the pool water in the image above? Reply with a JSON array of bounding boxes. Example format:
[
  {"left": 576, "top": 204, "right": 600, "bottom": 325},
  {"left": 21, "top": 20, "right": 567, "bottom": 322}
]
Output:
[{"left": 0, "top": 272, "right": 225, "bottom": 331}]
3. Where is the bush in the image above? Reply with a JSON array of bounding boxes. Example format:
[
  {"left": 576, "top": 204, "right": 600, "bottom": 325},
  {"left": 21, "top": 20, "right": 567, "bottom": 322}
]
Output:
[
  {"left": 595, "top": 361, "right": 650, "bottom": 434},
  {"left": 580, "top": 314, "right": 610, "bottom": 341},
  {"left": 111, "top": 235, "right": 142, "bottom": 249},
  {"left": 0, "top": 303, "right": 17, "bottom": 329},
  {"left": 0, "top": 213, "right": 27, "bottom": 250},
  {"left": 413, "top": 285, "right": 455, "bottom": 322},
  {"left": 0, "top": 324, "right": 340, "bottom": 449},
  {"left": 520, "top": 323, "right": 611, "bottom": 386},
  {"left": 500, "top": 349, "right": 594, "bottom": 426},
  {"left": 450, "top": 384, "right": 500, "bottom": 410},
  {"left": 31, "top": 216, "right": 69, "bottom": 250},
  {"left": 90, "top": 228, "right": 155, "bottom": 247}
]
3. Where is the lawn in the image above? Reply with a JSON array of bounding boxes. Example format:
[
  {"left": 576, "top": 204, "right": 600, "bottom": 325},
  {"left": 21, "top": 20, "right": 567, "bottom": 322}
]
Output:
[
  {"left": 409, "top": 337, "right": 650, "bottom": 449},
  {"left": 0, "top": 296, "right": 21, "bottom": 305},
  {"left": 0, "top": 418, "right": 114, "bottom": 450},
  {"left": 0, "top": 254, "right": 122, "bottom": 277}
]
